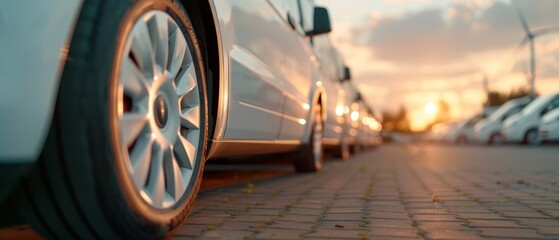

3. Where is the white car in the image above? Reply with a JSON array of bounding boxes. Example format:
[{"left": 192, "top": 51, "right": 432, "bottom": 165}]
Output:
[
  {"left": 443, "top": 118, "right": 478, "bottom": 144},
  {"left": 0, "top": 0, "right": 335, "bottom": 238},
  {"left": 474, "top": 97, "right": 531, "bottom": 144},
  {"left": 540, "top": 108, "right": 559, "bottom": 142},
  {"left": 312, "top": 37, "right": 351, "bottom": 159},
  {"left": 502, "top": 93, "right": 559, "bottom": 144}
]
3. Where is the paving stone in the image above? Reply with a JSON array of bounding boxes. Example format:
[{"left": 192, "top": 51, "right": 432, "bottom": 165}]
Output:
[
  {"left": 198, "top": 230, "right": 253, "bottom": 239},
  {"left": 278, "top": 214, "right": 319, "bottom": 223},
  {"left": 413, "top": 214, "right": 461, "bottom": 222},
  {"left": 368, "top": 219, "right": 414, "bottom": 228},
  {"left": 173, "top": 224, "right": 208, "bottom": 237},
  {"left": 479, "top": 228, "right": 548, "bottom": 239},
  {"left": 468, "top": 220, "right": 528, "bottom": 228},
  {"left": 368, "top": 227, "right": 418, "bottom": 238},
  {"left": 407, "top": 208, "right": 450, "bottom": 215},
  {"left": 265, "top": 221, "right": 314, "bottom": 230},
  {"left": 415, "top": 221, "right": 470, "bottom": 231},
  {"left": 254, "top": 229, "right": 307, "bottom": 239},
  {"left": 286, "top": 207, "right": 323, "bottom": 216},
  {"left": 500, "top": 211, "right": 551, "bottom": 219},
  {"left": 425, "top": 229, "right": 482, "bottom": 240},
  {"left": 303, "top": 229, "right": 366, "bottom": 239},
  {"left": 458, "top": 213, "right": 508, "bottom": 220},
  {"left": 536, "top": 226, "right": 559, "bottom": 235},
  {"left": 324, "top": 213, "right": 365, "bottom": 221},
  {"left": 315, "top": 220, "right": 364, "bottom": 230},
  {"left": 368, "top": 211, "right": 410, "bottom": 220}
]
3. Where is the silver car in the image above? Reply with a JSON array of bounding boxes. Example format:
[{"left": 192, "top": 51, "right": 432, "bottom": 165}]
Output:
[{"left": 0, "top": 0, "right": 335, "bottom": 238}]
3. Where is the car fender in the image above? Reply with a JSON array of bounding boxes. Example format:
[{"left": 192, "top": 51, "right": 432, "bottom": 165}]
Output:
[{"left": 0, "top": 1, "right": 83, "bottom": 163}]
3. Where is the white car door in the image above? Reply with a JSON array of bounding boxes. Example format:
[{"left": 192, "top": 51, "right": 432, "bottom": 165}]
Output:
[
  {"left": 279, "top": 0, "right": 318, "bottom": 140},
  {"left": 216, "top": 1, "right": 289, "bottom": 140}
]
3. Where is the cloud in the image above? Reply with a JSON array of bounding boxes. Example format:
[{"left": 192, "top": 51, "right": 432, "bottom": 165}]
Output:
[
  {"left": 326, "top": 0, "right": 559, "bottom": 129},
  {"left": 382, "top": 0, "right": 432, "bottom": 4},
  {"left": 353, "top": 1, "right": 535, "bottom": 65}
]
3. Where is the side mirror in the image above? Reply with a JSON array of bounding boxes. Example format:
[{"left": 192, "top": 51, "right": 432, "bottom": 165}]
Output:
[
  {"left": 307, "top": 7, "right": 332, "bottom": 36},
  {"left": 342, "top": 67, "right": 351, "bottom": 82}
]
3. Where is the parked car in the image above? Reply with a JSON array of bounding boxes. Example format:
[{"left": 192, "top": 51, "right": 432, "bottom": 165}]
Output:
[
  {"left": 540, "top": 108, "right": 559, "bottom": 142},
  {"left": 425, "top": 122, "right": 452, "bottom": 142},
  {"left": 474, "top": 97, "right": 531, "bottom": 144},
  {"left": 444, "top": 117, "right": 481, "bottom": 144},
  {"left": 312, "top": 36, "right": 351, "bottom": 159},
  {"left": 502, "top": 93, "right": 559, "bottom": 145},
  {"left": 0, "top": 0, "right": 335, "bottom": 238}
]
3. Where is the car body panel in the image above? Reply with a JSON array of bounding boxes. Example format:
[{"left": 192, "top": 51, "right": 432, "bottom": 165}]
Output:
[
  {"left": 0, "top": 0, "right": 83, "bottom": 163},
  {"left": 212, "top": 1, "right": 288, "bottom": 140},
  {"left": 502, "top": 93, "right": 559, "bottom": 142},
  {"left": 540, "top": 108, "right": 559, "bottom": 141},
  {"left": 474, "top": 97, "right": 531, "bottom": 143},
  {"left": 207, "top": 0, "right": 325, "bottom": 157},
  {"left": 313, "top": 35, "right": 346, "bottom": 145}
]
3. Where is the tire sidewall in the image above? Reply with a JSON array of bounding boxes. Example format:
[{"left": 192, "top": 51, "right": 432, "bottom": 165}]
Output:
[{"left": 85, "top": 0, "right": 207, "bottom": 234}]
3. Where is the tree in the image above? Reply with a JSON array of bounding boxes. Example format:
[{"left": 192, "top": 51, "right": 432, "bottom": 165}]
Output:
[
  {"left": 485, "top": 87, "right": 532, "bottom": 106},
  {"left": 381, "top": 105, "right": 411, "bottom": 133}
]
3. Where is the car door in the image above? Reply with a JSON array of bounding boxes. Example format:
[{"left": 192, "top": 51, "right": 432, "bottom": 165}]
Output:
[
  {"left": 219, "top": 1, "right": 288, "bottom": 140},
  {"left": 279, "top": 0, "right": 318, "bottom": 140},
  {"left": 313, "top": 35, "right": 345, "bottom": 142}
]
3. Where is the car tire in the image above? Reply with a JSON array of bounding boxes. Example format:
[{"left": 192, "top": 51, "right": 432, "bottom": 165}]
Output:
[
  {"left": 14, "top": 0, "right": 209, "bottom": 238},
  {"left": 293, "top": 105, "right": 324, "bottom": 172},
  {"left": 524, "top": 129, "right": 542, "bottom": 145},
  {"left": 455, "top": 136, "right": 468, "bottom": 145},
  {"left": 488, "top": 133, "right": 504, "bottom": 145},
  {"left": 331, "top": 139, "right": 350, "bottom": 160}
]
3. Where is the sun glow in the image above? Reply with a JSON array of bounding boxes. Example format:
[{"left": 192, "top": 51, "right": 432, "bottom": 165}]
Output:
[{"left": 424, "top": 102, "right": 437, "bottom": 116}]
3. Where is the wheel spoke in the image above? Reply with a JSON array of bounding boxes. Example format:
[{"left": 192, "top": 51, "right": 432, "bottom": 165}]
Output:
[
  {"left": 168, "top": 26, "right": 187, "bottom": 77},
  {"left": 146, "top": 143, "right": 166, "bottom": 208},
  {"left": 180, "top": 106, "right": 200, "bottom": 129},
  {"left": 131, "top": 19, "right": 156, "bottom": 78},
  {"left": 174, "top": 134, "right": 196, "bottom": 169},
  {"left": 122, "top": 58, "right": 149, "bottom": 99},
  {"left": 148, "top": 13, "right": 169, "bottom": 71},
  {"left": 164, "top": 150, "right": 187, "bottom": 200},
  {"left": 176, "top": 64, "right": 197, "bottom": 96},
  {"left": 129, "top": 133, "right": 154, "bottom": 189},
  {"left": 119, "top": 10, "right": 203, "bottom": 209},
  {"left": 121, "top": 113, "right": 148, "bottom": 146}
]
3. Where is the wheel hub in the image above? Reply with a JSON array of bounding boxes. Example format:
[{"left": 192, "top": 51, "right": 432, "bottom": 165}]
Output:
[
  {"left": 154, "top": 95, "right": 169, "bottom": 128},
  {"left": 117, "top": 10, "right": 202, "bottom": 209}
]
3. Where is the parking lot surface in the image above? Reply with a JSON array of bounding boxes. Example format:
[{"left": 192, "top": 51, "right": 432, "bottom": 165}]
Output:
[
  {"left": 175, "top": 143, "right": 559, "bottom": 239},
  {"left": 2, "top": 143, "right": 559, "bottom": 239}
]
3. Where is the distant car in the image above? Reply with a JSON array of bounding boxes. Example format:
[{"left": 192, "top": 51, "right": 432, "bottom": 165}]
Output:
[
  {"left": 474, "top": 97, "right": 531, "bottom": 144},
  {"left": 502, "top": 93, "right": 559, "bottom": 145},
  {"left": 0, "top": 0, "right": 335, "bottom": 238},
  {"left": 312, "top": 37, "right": 351, "bottom": 159},
  {"left": 540, "top": 108, "right": 559, "bottom": 142},
  {"left": 444, "top": 118, "right": 478, "bottom": 144},
  {"left": 425, "top": 122, "right": 454, "bottom": 142}
]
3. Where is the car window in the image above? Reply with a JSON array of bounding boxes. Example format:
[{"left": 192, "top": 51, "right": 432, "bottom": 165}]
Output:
[
  {"left": 545, "top": 97, "right": 559, "bottom": 112},
  {"left": 285, "top": 0, "right": 304, "bottom": 35},
  {"left": 300, "top": 0, "right": 314, "bottom": 32},
  {"left": 523, "top": 94, "right": 556, "bottom": 115},
  {"left": 268, "top": 0, "right": 288, "bottom": 22}
]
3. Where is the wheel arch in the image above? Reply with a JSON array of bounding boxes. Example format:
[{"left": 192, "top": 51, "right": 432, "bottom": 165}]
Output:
[
  {"left": 179, "top": 0, "right": 221, "bottom": 150},
  {"left": 302, "top": 88, "right": 326, "bottom": 143}
]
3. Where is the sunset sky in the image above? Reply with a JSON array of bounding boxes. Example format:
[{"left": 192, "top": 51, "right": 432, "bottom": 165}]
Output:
[{"left": 315, "top": 0, "right": 559, "bottom": 131}]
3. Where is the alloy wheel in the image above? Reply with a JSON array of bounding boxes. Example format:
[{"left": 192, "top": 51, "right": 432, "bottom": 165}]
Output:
[{"left": 117, "top": 10, "right": 201, "bottom": 209}]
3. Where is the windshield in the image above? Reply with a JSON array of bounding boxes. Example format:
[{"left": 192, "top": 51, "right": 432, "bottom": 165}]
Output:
[
  {"left": 489, "top": 100, "right": 526, "bottom": 121},
  {"left": 522, "top": 95, "right": 556, "bottom": 115}
]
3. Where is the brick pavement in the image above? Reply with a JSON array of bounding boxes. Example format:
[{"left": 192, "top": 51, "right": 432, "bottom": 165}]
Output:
[{"left": 174, "top": 144, "right": 559, "bottom": 240}]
